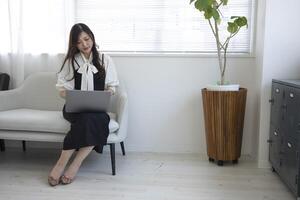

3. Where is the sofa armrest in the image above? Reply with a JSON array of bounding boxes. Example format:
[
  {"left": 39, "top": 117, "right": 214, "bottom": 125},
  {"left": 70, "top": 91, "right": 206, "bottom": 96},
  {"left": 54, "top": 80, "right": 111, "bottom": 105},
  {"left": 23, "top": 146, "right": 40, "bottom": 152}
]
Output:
[
  {"left": 0, "top": 88, "right": 23, "bottom": 111},
  {"left": 114, "top": 90, "right": 128, "bottom": 142}
]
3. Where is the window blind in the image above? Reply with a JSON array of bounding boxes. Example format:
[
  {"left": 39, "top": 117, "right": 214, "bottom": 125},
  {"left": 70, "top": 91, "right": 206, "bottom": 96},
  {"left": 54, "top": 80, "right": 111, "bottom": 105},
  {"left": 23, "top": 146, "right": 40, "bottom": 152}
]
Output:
[{"left": 75, "top": 0, "right": 254, "bottom": 53}]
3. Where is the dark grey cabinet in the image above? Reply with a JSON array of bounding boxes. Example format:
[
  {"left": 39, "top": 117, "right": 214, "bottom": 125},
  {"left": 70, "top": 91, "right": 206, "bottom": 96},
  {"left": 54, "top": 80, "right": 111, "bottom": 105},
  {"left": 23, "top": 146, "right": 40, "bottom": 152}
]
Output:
[{"left": 269, "top": 79, "right": 300, "bottom": 198}]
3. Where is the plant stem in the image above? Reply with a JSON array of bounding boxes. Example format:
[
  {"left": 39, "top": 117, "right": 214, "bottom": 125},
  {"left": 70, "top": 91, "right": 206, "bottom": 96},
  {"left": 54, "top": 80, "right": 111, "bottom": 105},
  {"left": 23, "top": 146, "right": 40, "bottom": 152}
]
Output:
[
  {"left": 208, "top": 19, "right": 216, "bottom": 38},
  {"left": 223, "top": 42, "right": 229, "bottom": 79},
  {"left": 223, "top": 27, "right": 241, "bottom": 48},
  {"left": 209, "top": 19, "right": 227, "bottom": 50},
  {"left": 214, "top": 19, "right": 223, "bottom": 85},
  {"left": 216, "top": 1, "right": 223, "bottom": 9}
]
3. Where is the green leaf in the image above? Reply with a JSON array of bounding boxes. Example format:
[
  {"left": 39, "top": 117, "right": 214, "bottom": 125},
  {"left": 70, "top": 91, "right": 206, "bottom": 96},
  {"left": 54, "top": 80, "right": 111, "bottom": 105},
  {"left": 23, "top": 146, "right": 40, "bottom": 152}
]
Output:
[
  {"left": 227, "top": 22, "right": 238, "bottom": 33},
  {"left": 194, "top": 0, "right": 213, "bottom": 11},
  {"left": 234, "top": 16, "right": 248, "bottom": 27},
  {"left": 190, "top": 0, "right": 196, "bottom": 4},
  {"left": 212, "top": 8, "right": 220, "bottom": 21},
  {"left": 204, "top": 7, "right": 214, "bottom": 19},
  {"left": 194, "top": 1, "right": 203, "bottom": 11}
]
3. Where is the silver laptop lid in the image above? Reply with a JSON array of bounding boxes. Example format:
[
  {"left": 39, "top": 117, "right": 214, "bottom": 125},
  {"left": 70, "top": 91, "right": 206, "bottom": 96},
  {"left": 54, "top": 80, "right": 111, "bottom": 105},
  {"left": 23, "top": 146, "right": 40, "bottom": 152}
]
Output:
[{"left": 65, "top": 90, "right": 111, "bottom": 113}]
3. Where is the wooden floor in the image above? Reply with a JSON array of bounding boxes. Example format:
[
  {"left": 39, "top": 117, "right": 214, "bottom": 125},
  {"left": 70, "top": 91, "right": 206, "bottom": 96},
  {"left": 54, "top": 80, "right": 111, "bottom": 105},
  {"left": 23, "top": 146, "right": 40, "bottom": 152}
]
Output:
[{"left": 0, "top": 148, "right": 295, "bottom": 200}]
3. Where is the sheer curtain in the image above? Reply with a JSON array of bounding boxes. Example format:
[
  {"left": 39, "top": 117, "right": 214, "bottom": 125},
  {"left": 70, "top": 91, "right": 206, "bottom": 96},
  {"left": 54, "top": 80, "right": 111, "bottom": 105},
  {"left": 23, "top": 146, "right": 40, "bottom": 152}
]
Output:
[{"left": 0, "top": 0, "right": 74, "bottom": 88}]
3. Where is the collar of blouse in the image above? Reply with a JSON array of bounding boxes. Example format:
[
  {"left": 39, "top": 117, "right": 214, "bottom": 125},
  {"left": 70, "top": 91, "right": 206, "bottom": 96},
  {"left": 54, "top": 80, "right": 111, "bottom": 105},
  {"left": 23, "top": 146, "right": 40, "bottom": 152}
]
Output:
[{"left": 77, "top": 52, "right": 98, "bottom": 91}]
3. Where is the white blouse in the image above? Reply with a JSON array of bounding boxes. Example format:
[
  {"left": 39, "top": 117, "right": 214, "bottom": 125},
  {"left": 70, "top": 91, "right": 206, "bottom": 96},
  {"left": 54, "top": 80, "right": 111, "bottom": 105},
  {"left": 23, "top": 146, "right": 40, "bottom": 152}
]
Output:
[{"left": 56, "top": 52, "right": 119, "bottom": 93}]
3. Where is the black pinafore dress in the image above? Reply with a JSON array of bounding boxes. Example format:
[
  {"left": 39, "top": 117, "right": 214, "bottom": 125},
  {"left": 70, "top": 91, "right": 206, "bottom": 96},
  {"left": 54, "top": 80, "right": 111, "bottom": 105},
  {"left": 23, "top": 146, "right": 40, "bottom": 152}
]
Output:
[{"left": 62, "top": 61, "right": 110, "bottom": 153}]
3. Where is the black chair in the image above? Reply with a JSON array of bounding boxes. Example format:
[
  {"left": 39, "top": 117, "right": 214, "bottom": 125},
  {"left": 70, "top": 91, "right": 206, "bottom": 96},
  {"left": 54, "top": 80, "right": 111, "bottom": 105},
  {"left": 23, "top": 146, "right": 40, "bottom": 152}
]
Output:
[{"left": 0, "top": 73, "right": 10, "bottom": 152}]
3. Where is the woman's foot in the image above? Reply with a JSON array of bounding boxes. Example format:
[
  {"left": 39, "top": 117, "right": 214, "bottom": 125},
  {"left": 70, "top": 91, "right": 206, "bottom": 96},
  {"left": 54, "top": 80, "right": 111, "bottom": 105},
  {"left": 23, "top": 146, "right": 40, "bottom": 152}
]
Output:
[
  {"left": 48, "top": 176, "right": 60, "bottom": 186},
  {"left": 48, "top": 163, "right": 65, "bottom": 186},
  {"left": 61, "top": 162, "right": 81, "bottom": 185}
]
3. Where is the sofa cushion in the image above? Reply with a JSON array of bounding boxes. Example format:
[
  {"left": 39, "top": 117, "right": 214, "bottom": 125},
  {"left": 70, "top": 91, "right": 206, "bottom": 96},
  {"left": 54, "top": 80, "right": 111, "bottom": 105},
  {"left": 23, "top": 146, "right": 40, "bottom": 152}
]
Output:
[{"left": 0, "top": 109, "right": 119, "bottom": 134}]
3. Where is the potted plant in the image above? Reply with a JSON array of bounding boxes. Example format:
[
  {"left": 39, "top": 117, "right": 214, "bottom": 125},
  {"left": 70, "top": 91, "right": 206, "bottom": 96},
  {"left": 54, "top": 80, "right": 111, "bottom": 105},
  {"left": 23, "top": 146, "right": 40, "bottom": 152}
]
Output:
[{"left": 190, "top": 0, "right": 248, "bottom": 165}]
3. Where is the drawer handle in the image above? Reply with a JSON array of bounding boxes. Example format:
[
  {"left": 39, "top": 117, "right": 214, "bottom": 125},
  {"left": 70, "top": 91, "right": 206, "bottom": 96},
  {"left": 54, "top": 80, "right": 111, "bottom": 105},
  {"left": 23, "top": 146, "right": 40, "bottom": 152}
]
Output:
[
  {"left": 275, "top": 88, "right": 280, "bottom": 93},
  {"left": 288, "top": 142, "right": 292, "bottom": 148},
  {"left": 274, "top": 131, "right": 278, "bottom": 136},
  {"left": 290, "top": 93, "right": 294, "bottom": 98}
]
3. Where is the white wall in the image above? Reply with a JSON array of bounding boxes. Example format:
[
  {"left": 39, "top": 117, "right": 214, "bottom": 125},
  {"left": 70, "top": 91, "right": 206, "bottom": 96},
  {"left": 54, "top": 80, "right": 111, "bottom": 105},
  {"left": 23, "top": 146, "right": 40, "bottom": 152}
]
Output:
[
  {"left": 253, "top": 0, "right": 267, "bottom": 160},
  {"left": 113, "top": 56, "right": 258, "bottom": 154},
  {"left": 3, "top": 55, "right": 258, "bottom": 156},
  {"left": 257, "top": 0, "right": 300, "bottom": 167}
]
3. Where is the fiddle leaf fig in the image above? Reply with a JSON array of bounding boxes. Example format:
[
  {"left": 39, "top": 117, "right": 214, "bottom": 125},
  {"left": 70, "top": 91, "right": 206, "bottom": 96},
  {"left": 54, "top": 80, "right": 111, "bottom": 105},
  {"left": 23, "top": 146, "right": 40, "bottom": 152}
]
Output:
[{"left": 190, "top": 0, "right": 248, "bottom": 85}]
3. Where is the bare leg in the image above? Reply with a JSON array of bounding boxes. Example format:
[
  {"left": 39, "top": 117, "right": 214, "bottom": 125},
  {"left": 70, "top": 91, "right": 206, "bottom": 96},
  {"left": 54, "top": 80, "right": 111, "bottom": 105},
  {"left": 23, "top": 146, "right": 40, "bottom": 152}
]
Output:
[
  {"left": 61, "top": 146, "right": 94, "bottom": 184},
  {"left": 48, "top": 149, "right": 75, "bottom": 186}
]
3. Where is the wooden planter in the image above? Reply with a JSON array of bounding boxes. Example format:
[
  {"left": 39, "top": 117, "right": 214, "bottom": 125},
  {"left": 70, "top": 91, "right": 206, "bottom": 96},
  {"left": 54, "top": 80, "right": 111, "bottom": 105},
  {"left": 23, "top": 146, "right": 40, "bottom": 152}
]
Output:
[{"left": 202, "top": 88, "right": 247, "bottom": 165}]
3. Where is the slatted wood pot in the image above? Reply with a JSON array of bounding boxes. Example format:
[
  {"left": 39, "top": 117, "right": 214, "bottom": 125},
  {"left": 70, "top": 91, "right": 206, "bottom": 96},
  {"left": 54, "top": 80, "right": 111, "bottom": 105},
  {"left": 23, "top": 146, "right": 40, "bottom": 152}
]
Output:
[{"left": 201, "top": 88, "right": 247, "bottom": 165}]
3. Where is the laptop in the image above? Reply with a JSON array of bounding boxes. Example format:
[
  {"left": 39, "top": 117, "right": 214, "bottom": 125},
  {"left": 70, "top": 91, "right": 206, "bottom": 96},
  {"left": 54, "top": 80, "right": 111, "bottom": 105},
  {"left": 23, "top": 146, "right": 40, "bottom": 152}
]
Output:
[{"left": 65, "top": 90, "right": 111, "bottom": 113}]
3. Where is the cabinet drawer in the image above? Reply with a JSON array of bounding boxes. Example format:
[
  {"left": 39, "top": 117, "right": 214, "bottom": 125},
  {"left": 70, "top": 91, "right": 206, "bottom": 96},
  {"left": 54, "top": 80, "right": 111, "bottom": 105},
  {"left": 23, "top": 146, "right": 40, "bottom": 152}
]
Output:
[
  {"left": 270, "top": 83, "right": 284, "bottom": 126},
  {"left": 284, "top": 87, "right": 300, "bottom": 139},
  {"left": 269, "top": 126, "right": 283, "bottom": 172},
  {"left": 281, "top": 136, "right": 298, "bottom": 194}
]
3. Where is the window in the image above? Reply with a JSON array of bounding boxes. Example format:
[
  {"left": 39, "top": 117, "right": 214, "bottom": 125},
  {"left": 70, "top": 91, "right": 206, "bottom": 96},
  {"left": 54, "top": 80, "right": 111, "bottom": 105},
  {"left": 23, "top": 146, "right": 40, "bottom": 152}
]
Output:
[{"left": 75, "top": 0, "right": 254, "bottom": 53}]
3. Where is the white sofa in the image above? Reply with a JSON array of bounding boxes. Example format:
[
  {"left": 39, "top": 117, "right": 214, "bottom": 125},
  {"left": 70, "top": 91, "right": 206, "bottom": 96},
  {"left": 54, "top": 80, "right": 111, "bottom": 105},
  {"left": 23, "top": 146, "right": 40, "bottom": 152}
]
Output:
[{"left": 0, "top": 72, "right": 128, "bottom": 175}]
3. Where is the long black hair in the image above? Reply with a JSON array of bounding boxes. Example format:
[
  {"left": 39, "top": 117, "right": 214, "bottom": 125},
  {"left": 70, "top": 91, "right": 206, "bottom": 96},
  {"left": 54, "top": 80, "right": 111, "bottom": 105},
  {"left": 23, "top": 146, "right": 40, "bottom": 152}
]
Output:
[{"left": 59, "top": 23, "right": 105, "bottom": 80}]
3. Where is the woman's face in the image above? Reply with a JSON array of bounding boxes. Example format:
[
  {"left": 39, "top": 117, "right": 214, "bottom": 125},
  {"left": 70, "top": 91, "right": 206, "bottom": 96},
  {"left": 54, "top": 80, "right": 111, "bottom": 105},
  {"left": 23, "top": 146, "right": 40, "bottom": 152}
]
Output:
[{"left": 76, "top": 31, "right": 93, "bottom": 57}]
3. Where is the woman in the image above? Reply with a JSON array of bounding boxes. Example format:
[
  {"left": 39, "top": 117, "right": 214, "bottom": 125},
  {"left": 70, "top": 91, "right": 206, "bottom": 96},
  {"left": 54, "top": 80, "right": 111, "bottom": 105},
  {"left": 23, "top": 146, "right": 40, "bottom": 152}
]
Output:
[{"left": 48, "top": 23, "right": 119, "bottom": 186}]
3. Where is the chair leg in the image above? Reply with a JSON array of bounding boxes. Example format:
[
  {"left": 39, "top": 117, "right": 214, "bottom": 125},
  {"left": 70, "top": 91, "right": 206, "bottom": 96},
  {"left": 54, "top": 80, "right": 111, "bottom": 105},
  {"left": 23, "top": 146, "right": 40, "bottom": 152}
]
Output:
[
  {"left": 0, "top": 139, "right": 5, "bottom": 152},
  {"left": 109, "top": 143, "right": 116, "bottom": 176},
  {"left": 120, "top": 142, "right": 126, "bottom": 156},
  {"left": 22, "top": 140, "right": 26, "bottom": 152}
]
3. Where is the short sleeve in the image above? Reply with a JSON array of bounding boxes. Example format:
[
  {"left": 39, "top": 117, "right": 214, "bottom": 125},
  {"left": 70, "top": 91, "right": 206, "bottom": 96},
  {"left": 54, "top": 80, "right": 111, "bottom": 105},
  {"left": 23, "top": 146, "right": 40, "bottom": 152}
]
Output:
[
  {"left": 56, "top": 61, "right": 75, "bottom": 91},
  {"left": 104, "top": 54, "right": 119, "bottom": 92}
]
